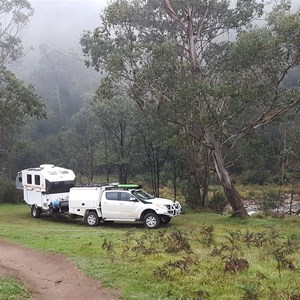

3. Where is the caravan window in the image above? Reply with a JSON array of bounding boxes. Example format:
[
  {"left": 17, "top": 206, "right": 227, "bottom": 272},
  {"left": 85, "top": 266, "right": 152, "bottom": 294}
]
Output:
[
  {"left": 59, "top": 170, "right": 69, "bottom": 174},
  {"left": 27, "top": 174, "right": 32, "bottom": 184},
  {"left": 35, "top": 175, "right": 40, "bottom": 185},
  {"left": 48, "top": 171, "right": 58, "bottom": 175},
  {"left": 45, "top": 180, "right": 74, "bottom": 194}
]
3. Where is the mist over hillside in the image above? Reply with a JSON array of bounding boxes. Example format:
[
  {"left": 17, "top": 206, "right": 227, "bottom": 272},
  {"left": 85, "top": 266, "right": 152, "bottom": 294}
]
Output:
[
  {"left": 11, "top": 0, "right": 105, "bottom": 75},
  {"left": 23, "top": 0, "right": 106, "bottom": 50}
]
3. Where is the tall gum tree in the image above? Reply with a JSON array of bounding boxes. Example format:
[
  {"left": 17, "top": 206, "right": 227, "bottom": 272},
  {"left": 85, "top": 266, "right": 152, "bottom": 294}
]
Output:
[
  {"left": 0, "top": 0, "right": 45, "bottom": 171},
  {"left": 0, "top": 0, "right": 34, "bottom": 68},
  {"left": 161, "top": 0, "right": 265, "bottom": 217},
  {"left": 81, "top": 0, "right": 300, "bottom": 217}
]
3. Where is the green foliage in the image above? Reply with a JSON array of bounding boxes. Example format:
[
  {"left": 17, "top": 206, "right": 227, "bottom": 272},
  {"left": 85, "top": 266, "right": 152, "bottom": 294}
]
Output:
[
  {"left": 90, "top": 91, "right": 138, "bottom": 183},
  {"left": 80, "top": 0, "right": 300, "bottom": 218},
  {"left": 0, "top": 177, "right": 22, "bottom": 203},
  {"left": 0, "top": 70, "right": 45, "bottom": 115},
  {"left": 0, "top": 276, "right": 31, "bottom": 300},
  {"left": 233, "top": 131, "right": 277, "bottom": 185},
  {"left": 239, "top": 169, "right": 272, "bottom": 185},
  {"left": 199, "top": 225, "right": 215, "bottom": 247},
  {"left": 208, "top": 190, "right": 228, "bottom": 213},
  {"left": 0, "top": 0, "right": 34, "bottom": 67},
  {"left": 258, "top": 190, "right": 285, "bottom": 212},
  {"left": 0, "top": 0, "right": 46, "bottom": 175},
  {"left": 240, "top": 282, "right": 261, "bottom": 300}
]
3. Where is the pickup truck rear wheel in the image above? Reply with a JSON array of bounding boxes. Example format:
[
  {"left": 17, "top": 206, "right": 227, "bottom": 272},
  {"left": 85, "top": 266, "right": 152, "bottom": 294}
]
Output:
[
  {"left": 143, "top": 213, "right": 160, "bottom": 229},
  {"left": 86, "top": 212, "right": 99, "bottom": 226},
  {"left": 31, "top": 205, "right": 41, "bottom": 218}
]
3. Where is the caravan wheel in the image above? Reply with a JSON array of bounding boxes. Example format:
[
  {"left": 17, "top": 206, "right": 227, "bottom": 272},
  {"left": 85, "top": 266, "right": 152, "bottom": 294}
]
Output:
[{"left": 31, "top": 205, "right": 41, "bottom": 218}]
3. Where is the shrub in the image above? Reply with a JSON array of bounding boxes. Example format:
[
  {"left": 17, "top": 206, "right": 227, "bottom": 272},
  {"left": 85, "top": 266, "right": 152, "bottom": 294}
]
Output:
[
  {"left": 208, "top": 191, "right": 228, "bottom": 213},
  {"left": 0, "top": 177, "right": 22, "bottom": 203},
  {"left": 258, "top": 190, "right": 285, "bottom": 212},
  {"left": 239, "top": 169, "right": 272, "bottom": 185}
]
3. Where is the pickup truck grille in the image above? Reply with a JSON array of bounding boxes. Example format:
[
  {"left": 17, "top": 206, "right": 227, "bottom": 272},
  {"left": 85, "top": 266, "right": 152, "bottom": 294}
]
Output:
[{"left": 165, "top": 203, "right": 181, "bottom": 215}]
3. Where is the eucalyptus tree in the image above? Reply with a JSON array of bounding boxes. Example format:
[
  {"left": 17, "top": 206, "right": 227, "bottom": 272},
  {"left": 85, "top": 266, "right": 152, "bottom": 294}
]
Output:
[
  {"left": 0, "top": 0, "right": 34, "bottom": 68},
  {"left": 91, "top": 85, "right": 138, "bottom": 183},
  {"left": 134, "top": 109, "right": 169, "bottom": 197},
  {"left": 0, "top": 0, "right": 45, "bottom": 173},
  {"left": 29, "top": 46, "right": 94, "bottom": 127},
  {"left": 81, "top": 0, "right": 300, "bottom": 217},
  {"left": 62, "top": 107, "right": 99, "bottom": 183}
]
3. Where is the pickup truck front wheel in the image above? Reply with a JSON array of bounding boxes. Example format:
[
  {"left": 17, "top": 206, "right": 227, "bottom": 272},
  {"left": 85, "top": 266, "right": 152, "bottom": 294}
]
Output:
[
  {"left": 86, "top": 212, "right": 99, "bottom": 226},
  {"left": 143, "top": 213, "right": 160, "bottom": 229}
]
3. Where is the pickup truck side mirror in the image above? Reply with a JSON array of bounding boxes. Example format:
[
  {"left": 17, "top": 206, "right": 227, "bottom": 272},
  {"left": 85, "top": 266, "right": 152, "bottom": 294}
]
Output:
[{"left": 130, "top": 197, "right": 138, "bottom": 202}]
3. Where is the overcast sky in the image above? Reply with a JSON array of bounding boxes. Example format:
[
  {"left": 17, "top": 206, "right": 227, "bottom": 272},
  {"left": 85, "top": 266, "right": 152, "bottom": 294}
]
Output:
[
  {"left": 23, "top": 0, "right": 299, "bottom": 50},
  {"left": 19, "top": 0, "right": 300, "bottom": 63},
  {"left": 22, "top": 0, "right": 107, "bottom": 51}
]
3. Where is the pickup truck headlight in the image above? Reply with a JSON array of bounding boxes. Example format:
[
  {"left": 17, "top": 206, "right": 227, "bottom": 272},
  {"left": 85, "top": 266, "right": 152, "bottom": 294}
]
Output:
[{"left": 155, "top": 204, "right": 165, "bottom": 209}]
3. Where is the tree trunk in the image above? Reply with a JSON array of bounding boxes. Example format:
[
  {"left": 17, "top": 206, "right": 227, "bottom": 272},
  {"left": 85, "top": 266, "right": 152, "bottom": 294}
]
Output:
[
  {"left": 149, "top": 148, "right": 160, "bottom": 197},
  {"left": 118, "top": 165, "right": 127, "bottom": 184},
  {"left": 186, "top": 150, "right": 201, "bottom": 208},
  {"left": 205, "top": 131, "right": 248, "bottom": 218},
  {"left": 172, "top": 158, "right": 177, "bottom": 201},
  {"left": 201, "top": 148, "right": 210, "bottom": 208},
  {"left": 186, "top": 173, "right": 202, "bottom": 209},
  {"left": 163, "top": 0, "right": 250, "bottom": 218},
  {"left": 103, "top": 130, "right": 110, "bottom": 183},
  {"left": 155, "top": 150, "right": 160, "bottom": 197}
]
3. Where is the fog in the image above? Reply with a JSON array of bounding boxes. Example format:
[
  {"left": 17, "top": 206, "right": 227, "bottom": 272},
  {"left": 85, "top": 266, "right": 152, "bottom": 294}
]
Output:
[
  {"left": 11, "top": 0, "right": 107, "bottom": 87},
  {"left": 23, "top": 0, "right": 106, "bottom": 51},
  {"left": 20, "top": 0, "right": 299, "bottom": 55}
]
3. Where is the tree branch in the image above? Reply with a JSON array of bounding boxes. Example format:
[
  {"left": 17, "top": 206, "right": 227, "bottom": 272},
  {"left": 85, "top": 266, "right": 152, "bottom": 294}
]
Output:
[
  {"left": 163, "top": 0, "right": 187, "bottom": 34},
  {"left": 228, "top": 97, "right": 300, "bottom": 150}
]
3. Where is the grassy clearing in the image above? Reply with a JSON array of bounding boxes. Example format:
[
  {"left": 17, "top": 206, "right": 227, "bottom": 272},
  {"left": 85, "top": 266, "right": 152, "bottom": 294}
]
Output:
[
  {"left": 0, "top": 276, "right": 31, "bottom": 300},
  {"left": 1, "top": 204, "right": 300, "bottom": 299}
]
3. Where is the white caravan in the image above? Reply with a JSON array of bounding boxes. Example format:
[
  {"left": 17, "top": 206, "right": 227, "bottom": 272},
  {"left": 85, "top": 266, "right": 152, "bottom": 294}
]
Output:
[{"left": 16, "top": 164, "right": 75, "bottom": 217}]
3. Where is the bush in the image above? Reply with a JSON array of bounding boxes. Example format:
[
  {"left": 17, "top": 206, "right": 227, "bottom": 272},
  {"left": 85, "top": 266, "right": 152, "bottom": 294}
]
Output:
[
  {"left": 0, "top": 177, "right": 22, "bottom": 203},
  {"left": 208, "top": 191, "right": 228, "bottom": 213},
  {"left": 239, "top": 170, "right": 272, "bottom": 185},
  {"left": 258, "top": 190, "right": 285, "bottom": 212}
]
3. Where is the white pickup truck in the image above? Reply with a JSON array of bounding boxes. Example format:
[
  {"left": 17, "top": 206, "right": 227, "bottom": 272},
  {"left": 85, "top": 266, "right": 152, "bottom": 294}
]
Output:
[
  {"left": 16, "top": 164, "right": 181, "bottom": 229},
  {"left": 68, "top": 185, "right": 181, "bottom": 228}
]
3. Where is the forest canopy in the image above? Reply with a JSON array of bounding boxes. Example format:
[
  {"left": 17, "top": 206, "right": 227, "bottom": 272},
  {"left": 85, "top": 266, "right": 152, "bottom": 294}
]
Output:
[{"left": 80, "top": 0, "right": 300, "bottom": 217}]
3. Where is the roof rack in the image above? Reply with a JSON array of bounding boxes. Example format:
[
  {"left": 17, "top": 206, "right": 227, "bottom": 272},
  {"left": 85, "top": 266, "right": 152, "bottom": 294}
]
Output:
[
  {"left": 75, "top": 184, "right": 111, "bottom": 188},
  {"left": 116, "top": 184, "right": 142, "bottom": 189},
  {"left": 74, "top": 184, "right": 143, "bottom": 190}
]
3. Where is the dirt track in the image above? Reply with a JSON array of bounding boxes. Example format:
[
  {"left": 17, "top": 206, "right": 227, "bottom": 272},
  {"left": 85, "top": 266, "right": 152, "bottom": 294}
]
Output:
[{"left": 0, "top": 239, "right": 119, "bottom": 300}]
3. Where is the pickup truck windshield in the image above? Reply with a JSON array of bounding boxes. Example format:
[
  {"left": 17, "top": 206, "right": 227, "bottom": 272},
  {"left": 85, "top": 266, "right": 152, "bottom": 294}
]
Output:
[{"left": 132, "top": 190, "right": 154, "bottom": 201}]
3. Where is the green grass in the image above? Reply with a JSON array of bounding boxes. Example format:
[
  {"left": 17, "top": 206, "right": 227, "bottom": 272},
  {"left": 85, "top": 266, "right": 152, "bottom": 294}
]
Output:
[
  {"left": 0, "top": 277, "right": 31, "bottom": 300},
  {"left": 1, "top": 204, "right": 300, "bottom": 299}
]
